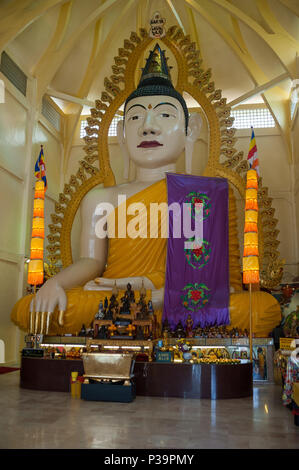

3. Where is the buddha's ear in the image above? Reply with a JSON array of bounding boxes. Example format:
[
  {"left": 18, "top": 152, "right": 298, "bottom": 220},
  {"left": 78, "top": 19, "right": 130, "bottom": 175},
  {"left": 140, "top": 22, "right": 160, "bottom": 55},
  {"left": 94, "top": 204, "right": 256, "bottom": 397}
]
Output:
[
  {"left": 117, "top": 119, "right": 130, "bottom": 179},
  {"left": 185, "top": 112, "right": 202, "bottom": 174},
  {"left": 186, "top": 112, "right": 202, "bottom": 141}
]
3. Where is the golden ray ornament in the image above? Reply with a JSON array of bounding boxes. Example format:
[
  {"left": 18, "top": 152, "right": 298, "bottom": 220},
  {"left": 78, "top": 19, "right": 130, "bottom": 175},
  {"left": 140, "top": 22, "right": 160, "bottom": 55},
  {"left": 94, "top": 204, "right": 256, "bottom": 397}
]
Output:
[{"left": 46, "top": 25, "right": 284, "bottom": 289}]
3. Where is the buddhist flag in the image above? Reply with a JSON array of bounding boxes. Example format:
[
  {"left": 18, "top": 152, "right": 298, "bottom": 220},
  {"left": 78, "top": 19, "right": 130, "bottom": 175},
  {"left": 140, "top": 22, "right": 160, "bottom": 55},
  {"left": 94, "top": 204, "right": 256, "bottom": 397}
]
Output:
[
  {"left": 247, "top": 126, "right": 260, "bottom": 176},
  {"left": 35, "top": 145, "right": 47, "bottom": 191}
]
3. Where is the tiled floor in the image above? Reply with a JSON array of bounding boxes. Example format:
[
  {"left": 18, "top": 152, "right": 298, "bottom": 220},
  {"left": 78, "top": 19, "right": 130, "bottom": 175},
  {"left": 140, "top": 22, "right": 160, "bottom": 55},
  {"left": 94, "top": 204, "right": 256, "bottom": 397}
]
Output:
[{"left": 0, "top": 371, "right": 298, "bottom": 449}]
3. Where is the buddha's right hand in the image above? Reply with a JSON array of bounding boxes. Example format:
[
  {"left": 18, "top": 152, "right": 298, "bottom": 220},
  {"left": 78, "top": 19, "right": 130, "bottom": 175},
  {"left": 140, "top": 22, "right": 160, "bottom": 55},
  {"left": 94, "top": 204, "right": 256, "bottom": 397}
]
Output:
[{"left": 29, "top": 279, "right": 67, "bottom": 335}]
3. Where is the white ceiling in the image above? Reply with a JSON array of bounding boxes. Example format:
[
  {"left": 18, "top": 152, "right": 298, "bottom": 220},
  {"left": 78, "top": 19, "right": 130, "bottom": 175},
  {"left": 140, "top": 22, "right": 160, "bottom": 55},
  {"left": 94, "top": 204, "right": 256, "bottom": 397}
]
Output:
[{"left": 2, "top": 0, "right": 298, "bottom": 117}]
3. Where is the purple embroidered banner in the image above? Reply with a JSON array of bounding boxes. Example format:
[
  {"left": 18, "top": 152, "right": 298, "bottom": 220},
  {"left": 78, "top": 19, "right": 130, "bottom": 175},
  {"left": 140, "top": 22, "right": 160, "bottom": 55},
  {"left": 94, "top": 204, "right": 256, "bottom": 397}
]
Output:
[{"left": 163, "top": 173, "right": 230, "bottom": 329}]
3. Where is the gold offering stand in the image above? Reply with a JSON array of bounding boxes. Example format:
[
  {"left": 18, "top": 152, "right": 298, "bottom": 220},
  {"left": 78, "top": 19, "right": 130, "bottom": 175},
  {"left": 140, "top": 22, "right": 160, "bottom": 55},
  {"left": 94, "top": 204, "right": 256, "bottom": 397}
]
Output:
[
  {"left": 93, "top": 317, "right": 154, "bottom": 339},
  {"left": 132, "top": 319, "right": 153, "bottom": 337}
]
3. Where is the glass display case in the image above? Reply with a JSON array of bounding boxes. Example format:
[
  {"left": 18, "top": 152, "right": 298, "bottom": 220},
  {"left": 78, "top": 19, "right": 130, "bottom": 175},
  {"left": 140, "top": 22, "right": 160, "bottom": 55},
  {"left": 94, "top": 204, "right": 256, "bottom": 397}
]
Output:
[
  {"left": 153, "top": 337, "right": 275, "bottom": 382},
  {"left": 24, "top": 335, "right": 275, "bottom": 382}
]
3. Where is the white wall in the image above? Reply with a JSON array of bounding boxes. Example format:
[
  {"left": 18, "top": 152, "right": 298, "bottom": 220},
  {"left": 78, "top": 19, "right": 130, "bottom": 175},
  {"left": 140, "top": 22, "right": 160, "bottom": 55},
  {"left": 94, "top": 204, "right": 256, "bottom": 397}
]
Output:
[
  {"left": 0, "top": 70, "right": 63, "bottom": 365},
  {"left": 0, "top": 78, "right": 28, "bottom": 365}
]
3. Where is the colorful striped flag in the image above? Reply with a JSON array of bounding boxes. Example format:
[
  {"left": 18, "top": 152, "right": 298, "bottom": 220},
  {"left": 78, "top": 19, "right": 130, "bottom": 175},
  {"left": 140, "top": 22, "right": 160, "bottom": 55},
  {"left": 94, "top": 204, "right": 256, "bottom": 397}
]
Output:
[
  {"left": 247, "top": 126, "right": 260, "bottom": 176},
  {"left": 35, "top": 145, "right": 47, "bottom": 190}
]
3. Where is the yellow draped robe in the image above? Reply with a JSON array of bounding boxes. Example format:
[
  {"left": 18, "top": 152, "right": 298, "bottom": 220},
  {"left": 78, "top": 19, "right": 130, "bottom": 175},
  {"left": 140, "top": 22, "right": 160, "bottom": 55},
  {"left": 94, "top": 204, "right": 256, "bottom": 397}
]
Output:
[{"left": 11, "top": 179, "right": 281, "bottom": 337}]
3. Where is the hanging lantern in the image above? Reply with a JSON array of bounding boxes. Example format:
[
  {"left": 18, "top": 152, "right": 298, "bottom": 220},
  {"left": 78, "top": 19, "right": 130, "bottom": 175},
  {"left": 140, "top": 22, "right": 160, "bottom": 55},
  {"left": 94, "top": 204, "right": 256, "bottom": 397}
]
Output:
[
  {"left": 30, "top": 237, "right": 44, "bottom": 259},
  {"left": 243, "top": 169, "right": 260, "bottom": 285},
  {"left": 34, "top": 180, "right": 45, "bottom": 200},
  {"left": 31, "top": 217, "right": 45, "bottom": 238},
  {"left": 28, "top": 259, "right": 44, "bottom": 285},
  {"left": 33, "top": 198, "right": 44, "bottom": 218},
  {"left": 28, "top": 179, "right": 45, "bottom": 286}
]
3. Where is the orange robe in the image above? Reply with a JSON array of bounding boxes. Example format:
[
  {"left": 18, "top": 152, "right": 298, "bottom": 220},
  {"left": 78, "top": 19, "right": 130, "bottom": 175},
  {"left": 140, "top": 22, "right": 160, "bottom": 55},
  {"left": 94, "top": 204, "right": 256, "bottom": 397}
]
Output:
[{"left": 11, "top": 179, "right": 281, "bottom": 336}]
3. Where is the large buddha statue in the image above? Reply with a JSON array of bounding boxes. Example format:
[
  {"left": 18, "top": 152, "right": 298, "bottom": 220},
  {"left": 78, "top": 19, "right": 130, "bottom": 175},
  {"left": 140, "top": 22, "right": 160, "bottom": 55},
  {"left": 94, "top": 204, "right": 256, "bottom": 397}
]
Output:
[{"left": 11, "top": 44, "right": 281, "bottom": 337}]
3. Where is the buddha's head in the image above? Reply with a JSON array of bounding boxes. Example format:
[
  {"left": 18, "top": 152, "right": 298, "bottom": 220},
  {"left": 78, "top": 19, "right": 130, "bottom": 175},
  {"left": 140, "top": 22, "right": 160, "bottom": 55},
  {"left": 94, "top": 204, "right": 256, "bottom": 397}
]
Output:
[{"left": 118, "top": 44, "right": 202, "bottom": 176}]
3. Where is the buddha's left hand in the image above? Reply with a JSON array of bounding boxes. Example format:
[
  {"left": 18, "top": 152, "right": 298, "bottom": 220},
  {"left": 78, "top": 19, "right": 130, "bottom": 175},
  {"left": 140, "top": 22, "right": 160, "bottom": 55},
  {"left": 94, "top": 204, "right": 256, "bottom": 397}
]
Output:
[
  {"left": 94, "top": 276, "right": 155, "bottom": 290},
  {"left": 94, "top": 277, "right": 164, "bottom": 308}
]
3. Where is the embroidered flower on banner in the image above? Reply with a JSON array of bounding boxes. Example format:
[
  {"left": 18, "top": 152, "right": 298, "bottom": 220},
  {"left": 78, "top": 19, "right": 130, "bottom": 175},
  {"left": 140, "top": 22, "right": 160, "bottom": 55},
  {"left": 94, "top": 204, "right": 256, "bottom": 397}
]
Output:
[
  {"left": 181, "top": 283, "right": 210, "bottom": 311},
  {"left": 184, "top": 238, "right": 211, "bottom": 270},
  {"left": 184, "top": 192, "right": 211, "bottom": 221}
]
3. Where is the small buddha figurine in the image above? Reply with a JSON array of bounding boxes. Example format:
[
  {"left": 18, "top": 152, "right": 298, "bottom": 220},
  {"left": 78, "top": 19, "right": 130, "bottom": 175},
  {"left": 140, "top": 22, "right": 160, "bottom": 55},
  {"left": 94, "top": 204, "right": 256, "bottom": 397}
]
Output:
[
  {"left": 162, "top": 329, "right": 170, "bottom": 347},
  {"left": 174, "top": 320, "right": 186, "bottom": 338},
  {"left": 138, "top": 301, "right": 149, "bottom": 320},
  {"left": 119, "top": 296, "right": 131, "bottom": 315},
  {"left": 96, "top": 301, "right": 105, "bottom": 320},
  {"left": 137, "top": 294, "right": 148, "bottom": 316},
  {"left": 148, "top": 300, "right": 154, "bottom": 315},
  {"left": 78, "top": 324, "right": 86, "bottom": 337},
  {"left": 282, "top": 284, "right": 295, "bottom": 303},
  {"left": 95, "top": 325, "right": 107, "bottom": 339},
  {"left": 221, "top": 326, "right": 227, "bottom": 338},
  {"left": 185, "top": 314, "right": 194, "bottom": 338},
  {"left": 110, "top": 293, "right": 118, "bottom": 306},
  {"left": 137, "top": 293, "right": 146, "bottom": 307},
  {"left": 103, "top": 297, "right": 108, "bottom": 316},
  {"left": 130, "top": 301, "right": 139, "bottom": 320},
  {"left": 125, "top": 283, "right": 135, "bottom": 303},
  {"left": 112, "top": 281, "right": 119, "bottom": 298},
  {"left": 104, "top": 297, "right": 115, "bottom": 320},
  {"left": 162, "top": 317, "right": 171, "bottom": 337},
  {"left": 87, "top": 321, "right": 94, "bottom": 338},
  {"left": 135, "top": 325, "right": 144, "bottom": 340},
  {"left": 136, "top": 284, "right": 148, "bottom": 319}
]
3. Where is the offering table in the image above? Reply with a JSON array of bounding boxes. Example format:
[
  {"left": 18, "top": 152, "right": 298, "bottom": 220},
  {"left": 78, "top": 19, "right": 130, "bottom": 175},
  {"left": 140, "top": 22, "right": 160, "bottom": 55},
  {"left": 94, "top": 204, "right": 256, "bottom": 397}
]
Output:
[
  {"left": 20, "top": 355, "right": 252, "bottom": 399},
  {"left": 133, "top": 361, "right": 253, "bottom": 399}
]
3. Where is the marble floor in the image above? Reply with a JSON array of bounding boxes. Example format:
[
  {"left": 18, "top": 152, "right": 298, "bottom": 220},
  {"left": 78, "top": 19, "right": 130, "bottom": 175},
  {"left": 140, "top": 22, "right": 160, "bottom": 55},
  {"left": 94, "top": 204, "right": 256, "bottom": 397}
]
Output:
[{"left": 0, "top": 371, "right": 298, "bottom": 449}]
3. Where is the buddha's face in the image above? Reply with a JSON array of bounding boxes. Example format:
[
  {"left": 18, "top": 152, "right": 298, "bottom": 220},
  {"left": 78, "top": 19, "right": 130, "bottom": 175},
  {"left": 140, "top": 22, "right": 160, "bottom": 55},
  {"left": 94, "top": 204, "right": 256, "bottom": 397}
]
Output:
[{"left": 124, "top": 94, "right": 186, "bottom": 169}]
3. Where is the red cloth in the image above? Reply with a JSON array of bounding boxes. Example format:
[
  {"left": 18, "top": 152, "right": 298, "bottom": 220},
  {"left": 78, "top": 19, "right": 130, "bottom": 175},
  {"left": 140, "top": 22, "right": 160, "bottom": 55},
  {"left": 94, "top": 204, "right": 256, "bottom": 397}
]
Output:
[{"left": 0, "top": 367, "right": 20, "bottom": 375}]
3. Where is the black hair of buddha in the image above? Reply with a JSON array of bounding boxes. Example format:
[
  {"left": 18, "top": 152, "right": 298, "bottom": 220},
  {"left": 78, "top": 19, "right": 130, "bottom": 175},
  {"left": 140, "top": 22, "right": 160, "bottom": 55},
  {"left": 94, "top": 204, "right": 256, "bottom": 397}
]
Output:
[{"left": 124, "top": 76, "right": 189, "bottom": 134}]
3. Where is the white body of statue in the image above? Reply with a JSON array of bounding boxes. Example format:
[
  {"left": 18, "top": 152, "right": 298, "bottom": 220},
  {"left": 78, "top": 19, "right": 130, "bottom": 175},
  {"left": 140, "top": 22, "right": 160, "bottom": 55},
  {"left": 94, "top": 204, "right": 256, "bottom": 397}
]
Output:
[{"left": 32, "top": 95, "right": 202, "bottom": 317}]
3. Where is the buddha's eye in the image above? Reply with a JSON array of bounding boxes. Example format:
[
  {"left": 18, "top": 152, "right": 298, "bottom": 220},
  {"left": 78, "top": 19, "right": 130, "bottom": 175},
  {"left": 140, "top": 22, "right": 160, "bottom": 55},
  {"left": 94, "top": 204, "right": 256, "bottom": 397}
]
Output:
[
  {"left": 161, "top": 113, "right": 170, "bottom": 118},
  {"left": 127, "top": 114, "right": 141, "bottom": 122}
]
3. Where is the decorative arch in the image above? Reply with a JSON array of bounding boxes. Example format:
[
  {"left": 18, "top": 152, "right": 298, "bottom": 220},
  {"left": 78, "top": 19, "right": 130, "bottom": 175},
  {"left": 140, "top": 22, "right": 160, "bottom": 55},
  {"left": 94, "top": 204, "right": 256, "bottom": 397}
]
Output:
[{"left": 47, "top": 25, "right": 284, "bottom": 289}]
